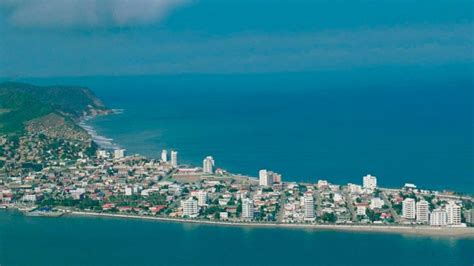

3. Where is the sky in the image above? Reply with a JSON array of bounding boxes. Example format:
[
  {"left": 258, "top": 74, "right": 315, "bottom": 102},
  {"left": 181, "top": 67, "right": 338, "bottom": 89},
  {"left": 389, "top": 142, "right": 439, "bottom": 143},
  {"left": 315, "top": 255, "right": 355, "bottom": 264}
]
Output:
[{"left": 0, "top": 0, "right": 473, "bottom": 78}]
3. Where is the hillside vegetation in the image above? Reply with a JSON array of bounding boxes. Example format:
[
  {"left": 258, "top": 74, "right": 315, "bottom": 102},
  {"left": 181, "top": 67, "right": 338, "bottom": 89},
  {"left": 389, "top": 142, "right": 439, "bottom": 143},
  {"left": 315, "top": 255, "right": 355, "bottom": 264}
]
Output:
[{"left": 0, "top": 82, "right": 110, "bottom": 135}]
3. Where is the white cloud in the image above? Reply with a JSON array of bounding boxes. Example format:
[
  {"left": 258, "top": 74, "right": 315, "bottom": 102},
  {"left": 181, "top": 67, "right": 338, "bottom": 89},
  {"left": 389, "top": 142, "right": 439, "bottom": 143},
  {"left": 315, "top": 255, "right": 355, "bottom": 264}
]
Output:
[{"left": 1, "top": 0, "right": 189, "bottom": 28}]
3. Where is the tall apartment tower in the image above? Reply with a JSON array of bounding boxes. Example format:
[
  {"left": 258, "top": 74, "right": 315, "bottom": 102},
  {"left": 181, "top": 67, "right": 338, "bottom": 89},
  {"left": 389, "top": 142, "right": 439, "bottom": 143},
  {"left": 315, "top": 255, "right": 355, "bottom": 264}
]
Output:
[
  {"left": 416, "top": 200, "right": 429, "bottom": 223},
  {"left": 181, "top": 197, "right": 198, "bottom": 218},
  {"left": 197, "top": 190, "right": 208, "bottom": 207},
  {"left": 203, "top": 156, "right": 215, "bottom": 174},
  {"left": 362, "top": 174, "right": 377, "bottom": 190},
  {"left": 161, "top": 150, "right": 168, "bottom": 162},
  {"left": 242, "top": 198, "right": 254, "bottom": 220},
  {"left": 259, "top": 169, "right": 273, "bottom": 187},
  {"left": 170, "top": 150, "right": 178, "bottom": 167},
  {"left": 402, "top": 198, "right": 416, "bottom": 219},
  {"left": 446, "top": 202, "right": 461, "bottom": 225},
  {"left": 304, "top": 193, "right": 315, "bottom": 220},
  {"left": 430, "top": 209, "right": 447, "bottom": 226}
]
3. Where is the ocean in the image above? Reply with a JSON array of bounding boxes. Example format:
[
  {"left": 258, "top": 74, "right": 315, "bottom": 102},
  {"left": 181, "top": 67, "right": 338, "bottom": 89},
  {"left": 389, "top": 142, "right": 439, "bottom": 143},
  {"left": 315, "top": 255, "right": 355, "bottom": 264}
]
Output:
[
  {"left": 0, "top": 210, "right": 473, "bottom": 266},
  {"left": 4, "top": 68, "right": 473, "bottom": 265},
  {"left": 67, "top": 70, "right": 473, "bottom": 193}
]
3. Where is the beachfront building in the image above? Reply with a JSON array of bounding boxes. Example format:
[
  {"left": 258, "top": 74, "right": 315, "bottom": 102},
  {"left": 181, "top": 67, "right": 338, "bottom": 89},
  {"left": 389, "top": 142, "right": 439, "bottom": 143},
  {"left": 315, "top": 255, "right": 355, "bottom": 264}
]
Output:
[
  {"left": 430, "top": 209, "right": 447, "bottom": 226},
  {"left": 171, "top": 150, "right": 178, "bottom": 167},
  {"left": 402, "top": 198, "right": 416, "bottom": 219},
  {"left": 181, "top": 197, "right": 198, "bottom": 218},
  {"left": 242, "top": 198, "right": 254, "bottom": 220},
  {"left": 203, "top": 156, "right": 215, "bottom": 174},
  {"left": 446, "top": 202, "right": 461, "bottom": 225},
  {"left": 303, "top": 193, "right": 315, "bottom": 220},
  {"left": 362, "top": 174, "right": 377, "bottom": 190},
  {"left": 465, "top": 209, "right": 474, "bottom": 225},
  {"left": 416, "top": 200, "right": 429, "bottom": 224},
  {"left": 161, "top": 150, "right": 168, "bottom": 162},
  {"left": 197, "top": 190, "right": 208, "bottom": 207},
  {"left": 259, "top": 169, "right": 273, "bottom": 187},
  {"left": 114, "top": 149, "right": 126, "bottom": 159}
]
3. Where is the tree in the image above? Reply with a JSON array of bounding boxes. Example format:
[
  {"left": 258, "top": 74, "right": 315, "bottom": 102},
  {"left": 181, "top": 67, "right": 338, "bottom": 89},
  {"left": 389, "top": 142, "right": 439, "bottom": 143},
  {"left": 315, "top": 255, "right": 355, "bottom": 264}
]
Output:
[{"left": 322, "top": 212, "right": 337, "bottom": 223}]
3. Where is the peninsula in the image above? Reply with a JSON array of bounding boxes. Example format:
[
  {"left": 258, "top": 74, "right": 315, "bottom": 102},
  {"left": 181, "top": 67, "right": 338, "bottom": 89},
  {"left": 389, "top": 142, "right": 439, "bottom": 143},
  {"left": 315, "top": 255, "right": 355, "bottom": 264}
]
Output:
[{"left": 1, "top": 82, "right": 473, "bottom": 238}]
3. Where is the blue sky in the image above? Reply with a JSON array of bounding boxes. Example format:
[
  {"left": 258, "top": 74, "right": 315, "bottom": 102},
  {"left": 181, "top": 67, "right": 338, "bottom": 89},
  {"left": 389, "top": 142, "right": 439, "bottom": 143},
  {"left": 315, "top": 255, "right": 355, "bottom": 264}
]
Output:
[{"left": 0, "top": 0, "right": 472, "bottom": 77}]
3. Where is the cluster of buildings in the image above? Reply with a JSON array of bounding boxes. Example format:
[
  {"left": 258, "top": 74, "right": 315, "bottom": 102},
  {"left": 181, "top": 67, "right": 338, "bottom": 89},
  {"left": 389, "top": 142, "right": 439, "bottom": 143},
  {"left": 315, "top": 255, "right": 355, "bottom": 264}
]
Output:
[
  {"left": 1, "top": 133, "right": 473, "bottom": 228},
  {"left": 258, "top": 169, "right": 282, "bottom": 187},
  {"left": 402, "top": 198, "right": 462, "bottom": 227}
]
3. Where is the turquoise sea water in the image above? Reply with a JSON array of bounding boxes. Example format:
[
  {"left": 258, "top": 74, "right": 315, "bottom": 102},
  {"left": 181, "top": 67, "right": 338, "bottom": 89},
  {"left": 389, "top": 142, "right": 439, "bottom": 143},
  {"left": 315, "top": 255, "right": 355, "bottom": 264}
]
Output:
[
  {"left": 0, "top": 210, "right": 473, "bottom": 266},
  {"left": 72, "top": 70, "right": 473, "bottom": 193},
  {"left": 7, "top": 69, "right": 473, "bottom": 265}
]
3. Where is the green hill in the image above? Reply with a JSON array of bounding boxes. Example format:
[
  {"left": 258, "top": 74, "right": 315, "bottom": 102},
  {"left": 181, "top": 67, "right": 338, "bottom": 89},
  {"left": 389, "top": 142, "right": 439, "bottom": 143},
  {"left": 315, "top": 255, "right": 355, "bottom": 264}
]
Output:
[{"left": 0, "top": 82, "right": 110, "bottom": 135}]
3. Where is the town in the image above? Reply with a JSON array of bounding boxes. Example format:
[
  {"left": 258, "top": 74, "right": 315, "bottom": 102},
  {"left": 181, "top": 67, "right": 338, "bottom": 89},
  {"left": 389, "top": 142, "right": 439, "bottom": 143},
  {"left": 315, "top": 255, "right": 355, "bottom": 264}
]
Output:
[{"left": 0, "top": 132, "right": 473, "bottom": 229}]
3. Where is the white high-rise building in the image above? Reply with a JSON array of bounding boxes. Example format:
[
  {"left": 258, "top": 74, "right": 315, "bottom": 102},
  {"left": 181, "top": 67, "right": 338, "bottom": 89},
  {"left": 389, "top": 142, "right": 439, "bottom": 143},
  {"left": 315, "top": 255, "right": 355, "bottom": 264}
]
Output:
[
  {"left": 181, "top": 197, "right": 198, "bottom": 217},
  {"left": 362, "top": 174, "right": 377, "bottom": 190},
  {"left": 446, "top": 202, "right": 461, "bottom": 225},
  {"left": 171, "top": 150, "right": 178, "bottom": 167},
  {"left": 203, "top": 156, "right": 215, "bottom": 174},
  {"left": 242, "top": 198, "right": 254, "bottom": 220},
  {"left": 161, "top": 150, "right": 168, "bottom": 162},
  {"left": 259, "top": 169, "right": 273, "bottom": 187},
  {"left": 114, "top": 149, "right": 126, "bottom": 159},
  {"left": 402, "top": 198, "right": 416, "bottom": 219},
  {"left": 430, "top": 209, "right": 448, "bottom": 226},
  {"left": 303, "top": 193, "right": 315, "bottom": 220},
  {"left": 197, "top": 190, "right": 208, "bottom": 207},
  {"left": 416, "top": 200, "right": 429, "bottom": 223}
]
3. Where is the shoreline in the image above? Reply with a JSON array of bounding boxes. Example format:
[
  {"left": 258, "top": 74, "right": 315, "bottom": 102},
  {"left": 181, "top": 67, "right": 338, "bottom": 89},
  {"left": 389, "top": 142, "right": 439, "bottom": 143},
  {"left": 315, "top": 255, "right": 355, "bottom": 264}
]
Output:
[
  {"left": 67, "top": 211, "right": 474, "bottom": 238},
  {"left": 78, "top": 110, "right": 122, "bottom": 150}
]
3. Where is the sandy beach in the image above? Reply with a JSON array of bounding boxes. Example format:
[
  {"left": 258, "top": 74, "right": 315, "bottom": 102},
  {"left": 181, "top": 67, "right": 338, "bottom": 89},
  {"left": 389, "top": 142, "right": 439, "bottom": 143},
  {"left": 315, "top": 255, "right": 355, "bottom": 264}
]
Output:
[{"left": 68, "top": 211, "right": 474, "bottom": 238}]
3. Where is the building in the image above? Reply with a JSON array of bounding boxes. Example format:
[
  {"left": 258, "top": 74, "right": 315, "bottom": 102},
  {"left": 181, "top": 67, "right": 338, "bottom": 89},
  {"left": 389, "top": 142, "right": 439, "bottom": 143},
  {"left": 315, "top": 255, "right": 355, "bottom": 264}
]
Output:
[
  {"left": 171, "top": 150, "right": 178, "bottom": 167},
  {"left": 356, "top": 204, "right": 367, "bottom": 216},
  {"left": 416, "top": 200, "right": 429, "bottom": 223},
  {"left": 272, "top": 172, "right": 282, "bottom": 184},
  {"left": 114, "top": 149, "right": 126, "bottom": 159},
  {"left": 259, "top": 169, "right": 273, "bottom": 187},
  {"left": 446, "top": 202, "right": 461, "bottom": 225},
  {"left": 362, "top": 174, "right": 377, "bottom": 190},
  {"left": 125, "top": 186, "right": 133, "bottom": 196},
  {"left": 402, "top": 198, "right": 416, "bottom": 219},
  {"left": 464, "top": 209, "right": 474, "bottom": 225},
  {"left": 181, "top": 197, "right": 198, "bottom": 218},
  {"left": 303, "top": 193, "right": 315, "bottom": 220},
  {"left": 347, "top": 183, "right": 362, "bottom": 194},
  {"left": 96, "top": 150, "right": 108, "bottom": 159},
  {"left": 202, "top": 156, "right": 215, "bottom": 174},
  {"left": 369, "top": 197, "right": 384, "bottom": 210},
  {"left": 430, "top": 209, "right": 447, "bottom": 226},
  {"left": 242, "top": 198, "right": 254, "bottom": 220},
  {"left": 161, "top": 150, "right": 167, "bottom": 162},
  {"left": 197, "top": 190, "right": 208, "bottom": 207}
]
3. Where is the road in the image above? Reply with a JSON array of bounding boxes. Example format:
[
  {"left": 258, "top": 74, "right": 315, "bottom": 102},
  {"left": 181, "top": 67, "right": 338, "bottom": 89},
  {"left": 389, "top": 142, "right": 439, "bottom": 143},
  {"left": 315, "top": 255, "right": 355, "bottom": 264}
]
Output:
[
  {"left": 343, "top": 190, "right": 357, "bottom": 222},
  {"left": 380, "top": 191, "right": 401, "bottom": 223}
]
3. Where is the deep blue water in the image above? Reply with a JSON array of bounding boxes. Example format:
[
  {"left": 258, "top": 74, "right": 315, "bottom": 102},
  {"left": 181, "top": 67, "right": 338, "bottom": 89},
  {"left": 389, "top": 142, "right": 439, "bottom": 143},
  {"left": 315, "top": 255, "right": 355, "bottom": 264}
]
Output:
[
  {"left": 18, "top": 68, "right": 474, "bottom": 193},
  {"left": 0, "top": 210, "right": 473, "bottom": 266}
]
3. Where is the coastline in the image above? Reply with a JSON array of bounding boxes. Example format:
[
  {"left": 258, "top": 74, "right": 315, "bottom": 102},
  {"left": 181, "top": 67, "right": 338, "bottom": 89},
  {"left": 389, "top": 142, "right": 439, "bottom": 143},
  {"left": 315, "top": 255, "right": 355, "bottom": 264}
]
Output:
[
  {"left": 68, "top": 211, "right": 474, "bottom": 238},
  {"left": 78, "top": 109, "right": 123, "bottom": 150}
]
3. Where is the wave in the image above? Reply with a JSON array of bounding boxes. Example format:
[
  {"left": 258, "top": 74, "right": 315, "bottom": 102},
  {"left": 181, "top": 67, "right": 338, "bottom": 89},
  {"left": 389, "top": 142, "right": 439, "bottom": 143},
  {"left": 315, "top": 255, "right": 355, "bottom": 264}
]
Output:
[
  {"left": 112, "top": 109, "right": 125, "bottom": 114},
  {"left": 78, "top": 120, "right": 120, "bottom": 150}
]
